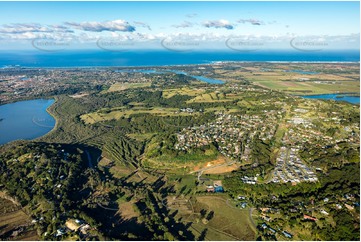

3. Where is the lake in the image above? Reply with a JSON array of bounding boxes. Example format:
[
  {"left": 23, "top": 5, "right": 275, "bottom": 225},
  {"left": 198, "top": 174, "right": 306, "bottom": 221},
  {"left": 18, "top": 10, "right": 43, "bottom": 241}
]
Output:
[
  {"left": 301, "top": 94, "right": 360, "bottom": 104},
  {"left": 0, "top": 99, "right": 55, "bottom": 145}
]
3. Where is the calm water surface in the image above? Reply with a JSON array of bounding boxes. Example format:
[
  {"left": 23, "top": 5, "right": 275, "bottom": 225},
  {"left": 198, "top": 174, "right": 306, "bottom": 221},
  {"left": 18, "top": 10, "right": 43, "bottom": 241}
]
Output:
[
  {"left": 0, "top": 99, "right": 55, "bottom": 145},
  {"left": 302, "top": 94, "right": 360, "bottom": 104}
]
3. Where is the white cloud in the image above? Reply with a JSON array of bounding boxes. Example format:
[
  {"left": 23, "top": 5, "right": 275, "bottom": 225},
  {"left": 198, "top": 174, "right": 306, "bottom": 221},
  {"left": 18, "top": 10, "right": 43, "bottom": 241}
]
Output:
[
  {"left": 202, "top": 19, "right": 234, "bottom": 30},
  {"left": 64, "top": 19, "right": 136, "bottom": 32},
  {"left": 0, "top": 23, "right": 73, "bottom": 34}
]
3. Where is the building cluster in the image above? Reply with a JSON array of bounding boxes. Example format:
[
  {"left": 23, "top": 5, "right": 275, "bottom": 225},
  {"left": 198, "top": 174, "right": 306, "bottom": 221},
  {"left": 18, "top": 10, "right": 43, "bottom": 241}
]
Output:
[
  {"left": 0, "top": 68, "right": 151, "bottom": 103},
  {"left": 175, "top": 112, "right": 279, "bottom": 161},
  {"left": 206, "top": 180, "right": 224, "bottom": 193},
  {"left": 53, "top": 218, "right": 92, "bottom": 239},
  {"left": 241, "top": 175, "right": 258, "bottom": 185},
  {"left": 260, "top": 223, "right": 293, "bottom": 239},
  {"left": 270, "top": 147, "right": 318, "bottom": 184}
]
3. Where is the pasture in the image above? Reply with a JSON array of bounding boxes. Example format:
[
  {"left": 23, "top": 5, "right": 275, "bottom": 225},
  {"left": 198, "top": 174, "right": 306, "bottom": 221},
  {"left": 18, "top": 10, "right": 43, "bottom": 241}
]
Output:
[
  {"left": 162, "top": 87, "right": 205, "bottom": 99},
  {"left": 105, "top": 82, "right": 151, "bottom": 93},
  {"left": 166, "top": 195, "right": 257, "bottom": 241}
]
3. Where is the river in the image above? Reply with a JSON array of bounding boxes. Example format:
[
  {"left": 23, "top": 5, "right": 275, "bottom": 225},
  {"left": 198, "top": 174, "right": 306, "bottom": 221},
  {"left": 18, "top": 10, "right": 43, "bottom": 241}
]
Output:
[{"left": 301, "top": 94, "right": 360, "bottom": 104}]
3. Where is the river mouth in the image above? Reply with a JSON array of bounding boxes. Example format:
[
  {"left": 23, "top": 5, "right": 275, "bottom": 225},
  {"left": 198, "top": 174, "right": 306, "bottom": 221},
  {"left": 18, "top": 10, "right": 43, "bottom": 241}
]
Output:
[{"left": 0, "top": 99, "right": 55, "bottom": 145}]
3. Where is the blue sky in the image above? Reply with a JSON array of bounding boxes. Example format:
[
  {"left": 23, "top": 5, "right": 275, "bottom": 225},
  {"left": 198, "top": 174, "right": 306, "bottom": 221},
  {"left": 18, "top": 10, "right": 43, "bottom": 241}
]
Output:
[{"left": 0, "top": 1, "right": 359, "bottom": 51}]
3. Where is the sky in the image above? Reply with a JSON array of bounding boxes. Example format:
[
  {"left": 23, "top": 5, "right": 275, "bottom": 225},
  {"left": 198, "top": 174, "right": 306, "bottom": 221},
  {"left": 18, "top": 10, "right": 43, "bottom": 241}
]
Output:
[{"left": 0, "top": 1, "right": 359, "bottom": 51}]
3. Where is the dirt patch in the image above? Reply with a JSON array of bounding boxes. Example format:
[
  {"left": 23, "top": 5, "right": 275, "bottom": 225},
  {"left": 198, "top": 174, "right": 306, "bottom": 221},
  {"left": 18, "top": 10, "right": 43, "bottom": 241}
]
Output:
[
  {"left": 117, "top": 202, "right": 138, "bottom": 220},
  {"left": 192, "top": 156, "right": 239, "bottom": 174},
  {"left": 203, "top": 163, "right": 240, "bottom": 174},
  {"left": 69, "top": 93, "right": 89, "bottom": 98},
  {"left": 193, "top": 156, "right": 227, "bottom": 172}
]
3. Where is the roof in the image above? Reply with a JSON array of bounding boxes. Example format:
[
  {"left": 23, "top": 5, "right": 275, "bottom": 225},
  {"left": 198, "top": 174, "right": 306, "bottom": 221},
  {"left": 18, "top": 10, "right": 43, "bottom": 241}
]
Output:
[
  {"left": 65, "top": 220, "right": 81, "bottom": 231},
  {"left": 303, "top": 214, "right": 317, "bottom": 221},
  {"left": 213, "top": 180, "right": 223, "bottom": 187}
]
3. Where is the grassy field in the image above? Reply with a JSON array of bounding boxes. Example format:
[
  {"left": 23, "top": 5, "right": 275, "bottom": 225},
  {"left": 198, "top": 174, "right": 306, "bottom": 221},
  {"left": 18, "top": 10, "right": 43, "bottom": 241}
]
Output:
[
  {"left": 126, "top": 133, "right": 155, "bottom": 142},
  {"left": 104, "top": 82, "right": 151, "bottom": 93},
  {"left": 81, "top": 106, "right": 192, "bottom": 124},
  {"left": 0, "top": 197, "right": 38, "bottom": 241},
  {"left": 186, "top": 92, "right": 229, "bottom": 103},
  {"left": 168, "top": 195, "right": 256, "bottom": 241},
  {"left": 162, "top": 87, "right": 205, "bottom": 99}
]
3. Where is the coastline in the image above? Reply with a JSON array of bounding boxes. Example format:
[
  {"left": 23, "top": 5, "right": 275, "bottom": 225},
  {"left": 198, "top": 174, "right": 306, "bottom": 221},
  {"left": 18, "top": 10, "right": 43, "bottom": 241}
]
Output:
[
  {"left": 36, "top": 96, "right": 58, "bottom": 141},
  {"left": 2, "top": 60, "right": 360, "bottom": 69}
]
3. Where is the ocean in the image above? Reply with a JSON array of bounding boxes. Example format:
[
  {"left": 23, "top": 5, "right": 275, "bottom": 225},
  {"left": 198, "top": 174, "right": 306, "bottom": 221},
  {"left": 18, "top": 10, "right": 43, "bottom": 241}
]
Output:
[{"left": 0, "top": 50, "right": 359, "bottom": 68}]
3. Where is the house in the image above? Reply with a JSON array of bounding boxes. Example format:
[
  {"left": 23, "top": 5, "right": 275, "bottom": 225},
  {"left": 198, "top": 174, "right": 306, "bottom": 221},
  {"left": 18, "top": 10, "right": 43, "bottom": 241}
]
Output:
[
  {"left": 282, "top": 231, "right": 293, "bottom": 238},
  {"left": 213, "top": 180, "right": 224, "bottom": 193},
  {"left": 65, "top": 219, "right": 81, "bottom": 231},
  {"left": 344, "top": 204, "right": 354, "bottom": 210},
  {"left": 320, "top": 210, "right": 329, "bottom": 216},
  {"left": 56, "top": 228, "right": 66, "bottom": 237},
  {"left": 214, "top": 186, "right": 224, "bottom": 192},
  {"left": 335, "top": 204, "right": 342, "bottom": 209},
  {"left": 303, "top": 214, "right": 317, "bottom": 221},
  {"left": 79, "top": 224, "right": 91, "bottom": 235},
  {"left": 260, "top": 207, "right": 270, "bottom": 212},
  {"left": 261, "top": 223, "right": 268, "bottom": 229},
  {"left": 206, "top": 186, "right": 215, "bottom": 193},
  {"left": 240, "top": 202, "right": 247, "bottom": 209}
]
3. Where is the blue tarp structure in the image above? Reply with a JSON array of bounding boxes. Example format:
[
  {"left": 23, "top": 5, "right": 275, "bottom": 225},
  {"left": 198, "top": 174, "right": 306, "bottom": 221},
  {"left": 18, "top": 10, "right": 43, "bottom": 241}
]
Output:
[{"left": 214, "top": 186, "right": 224, "bottom": 192}]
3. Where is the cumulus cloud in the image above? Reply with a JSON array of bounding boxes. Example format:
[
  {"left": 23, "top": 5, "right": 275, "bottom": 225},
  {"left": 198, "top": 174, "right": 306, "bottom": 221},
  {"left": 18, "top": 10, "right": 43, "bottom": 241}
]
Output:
[
  {"left": 0, "top": 23, "right": 73, "bottom": 34},
  {"left": 238, "top": 19, "right": 265, "bottom": 26},
  {"left": 202, "top": 20, "right": 234, "bottom": 30},
  {"left": 133, "top": 21, "right": 151, "bottom": 31},
  {"left": 172, "top": 21, "right": 195, "bottom": 28},
  {"left": 64, "top": 19, "right": 136, "bottom": 32}
]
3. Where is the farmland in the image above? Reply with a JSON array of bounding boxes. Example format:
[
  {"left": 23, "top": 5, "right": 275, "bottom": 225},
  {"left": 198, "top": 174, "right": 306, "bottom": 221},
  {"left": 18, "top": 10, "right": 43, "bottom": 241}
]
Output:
[
  {"left": 0, "top": 197, "right": 38, "bottom": 241},
  {"left": 213, "top": 63, "right": 360, "bottom": 95},
  {"left": 105, "top": 82, "right": 151, "bottom": 93}
]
